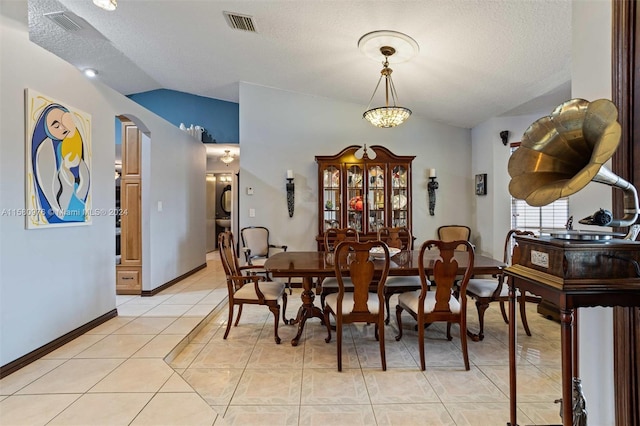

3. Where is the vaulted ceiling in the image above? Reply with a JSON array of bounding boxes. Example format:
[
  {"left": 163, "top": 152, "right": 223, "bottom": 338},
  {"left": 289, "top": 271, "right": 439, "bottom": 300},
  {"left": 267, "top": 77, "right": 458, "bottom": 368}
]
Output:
[{"left": 29, "top": 0, "right": 572, "bottom": 129}]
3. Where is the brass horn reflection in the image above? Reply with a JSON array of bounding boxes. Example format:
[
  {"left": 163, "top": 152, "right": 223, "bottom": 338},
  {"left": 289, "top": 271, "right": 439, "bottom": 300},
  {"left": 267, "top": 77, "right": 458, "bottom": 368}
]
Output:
[{"left": 508, "top": 98, "right": 638, "bottom": 228}]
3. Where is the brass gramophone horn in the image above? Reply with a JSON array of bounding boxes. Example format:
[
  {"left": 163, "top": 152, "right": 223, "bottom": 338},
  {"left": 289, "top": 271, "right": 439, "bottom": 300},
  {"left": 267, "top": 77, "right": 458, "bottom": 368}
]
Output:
[{"left": 508, "top": 98, "right": 639, "bottom": 228}]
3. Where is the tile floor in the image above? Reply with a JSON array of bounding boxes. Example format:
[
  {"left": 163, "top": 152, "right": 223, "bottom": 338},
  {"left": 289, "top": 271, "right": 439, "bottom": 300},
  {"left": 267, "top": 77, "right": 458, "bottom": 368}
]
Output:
[{"left": 0, "top": 252, "right": 563, "bottom": 425}]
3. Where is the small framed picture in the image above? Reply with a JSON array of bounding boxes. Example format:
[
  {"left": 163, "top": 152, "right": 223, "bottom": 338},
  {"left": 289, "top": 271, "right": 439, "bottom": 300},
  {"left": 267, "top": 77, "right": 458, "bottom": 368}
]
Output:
[{"left": 475, "top": 173, "right": 487, "bottom": 195}]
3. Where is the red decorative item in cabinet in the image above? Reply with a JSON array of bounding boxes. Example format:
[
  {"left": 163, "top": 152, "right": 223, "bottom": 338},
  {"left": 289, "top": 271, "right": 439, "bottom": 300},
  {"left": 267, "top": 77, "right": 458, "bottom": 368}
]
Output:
[{"left": 349, "top": 195, "right": 364, "bottom": 211}]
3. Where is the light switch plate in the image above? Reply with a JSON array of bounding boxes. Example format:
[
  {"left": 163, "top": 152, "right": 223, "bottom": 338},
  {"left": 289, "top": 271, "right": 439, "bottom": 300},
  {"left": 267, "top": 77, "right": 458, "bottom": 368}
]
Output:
[
  {"left": 249, "top": 208, "right": 255, "bottom": 217},
  {"left": 247, "top": 187, "right": 254, "bottom": 195}
]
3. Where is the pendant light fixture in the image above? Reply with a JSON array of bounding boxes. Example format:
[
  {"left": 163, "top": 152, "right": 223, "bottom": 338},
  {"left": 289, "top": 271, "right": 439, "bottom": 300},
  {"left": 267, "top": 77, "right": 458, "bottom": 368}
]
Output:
[
  {"left": 220, "top": 150, "right": 234, "bottom": 165},
  {"left": 93, "top": 0, "right": 117, "bottom": 11},
  {"left": 358, "top": 31, "right": 419, "bottom": 128}
]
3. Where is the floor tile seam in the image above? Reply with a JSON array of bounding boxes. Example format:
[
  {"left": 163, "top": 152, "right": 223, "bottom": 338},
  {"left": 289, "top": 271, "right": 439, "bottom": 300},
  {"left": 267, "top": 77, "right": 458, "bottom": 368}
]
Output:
[
  {"left": 9, "top": 357, "right": 128, "bottom": 397},
  {"left": 439, "top": 400, "right": 477, "bottom": 425},
  {"left": 162, "top": 295, "right": 230, "bottom": 366},
  {"left": 82, "top": 358, "right": 139, "bottom": 394},
  {"left": 419, "top": 368, "right": 448, "bottom": 407},
  {"left": 9, "top": 390, "right": 86, "bottom": 397},
  {"left": 36, "top": 392, "right": 84, "bottom": 425},
  {"left": 467, "top": 364, "right": 512, "bottom": 402},
  {"left": 356, "top": 362, "right": 378, "bottom": 413},
  {"left": 133, "top": 388, "right": 218, "bottom": 425},
  {"left": 223, "top": 357, "right": 299, "bottom": 420}
]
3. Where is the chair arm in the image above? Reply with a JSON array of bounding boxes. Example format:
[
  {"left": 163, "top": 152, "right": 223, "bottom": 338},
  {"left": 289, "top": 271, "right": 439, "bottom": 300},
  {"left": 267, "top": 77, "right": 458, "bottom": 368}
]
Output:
[
  {"left": 239, "top": 265, "right": 266, "bottom": 274},
  {"left": 230, "top": 273, "right": 267, "bottom": 300},
  {"left": 241, "top": 247, "right": 253, "bottom": 264},
  {"left": 269, "top": 244, "right": 288, "bottom": 252},
  {"left": 489, "top": 274, "right": 505, "bottom": 299}
]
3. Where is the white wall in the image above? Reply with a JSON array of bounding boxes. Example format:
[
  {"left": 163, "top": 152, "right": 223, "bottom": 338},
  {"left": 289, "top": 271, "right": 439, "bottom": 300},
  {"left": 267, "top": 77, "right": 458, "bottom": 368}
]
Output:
[
  {"left": 471, "top": 111, "right": 555, "bottom": 259},
  {"left": 0, "top": 2, "right": 205, "bottom": 366},
  {"left": 238, "top": 82, "right": 473, "bottom": 250}
]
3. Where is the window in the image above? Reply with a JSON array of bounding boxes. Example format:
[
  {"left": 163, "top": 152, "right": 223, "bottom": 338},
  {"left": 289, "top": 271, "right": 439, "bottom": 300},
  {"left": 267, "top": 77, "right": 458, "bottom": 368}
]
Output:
[
  {"left": 511, "top": 197, "right": 570, "bottom": 235},
  {"left": 510, "top": 144, "right": 570, "bottom": 234}
]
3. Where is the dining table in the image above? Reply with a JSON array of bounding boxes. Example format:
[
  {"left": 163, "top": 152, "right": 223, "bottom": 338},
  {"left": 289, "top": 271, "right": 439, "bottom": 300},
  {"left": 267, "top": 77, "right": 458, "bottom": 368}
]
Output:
[{"left": 264, "top": 249, "right": 506, "bottom": 346}]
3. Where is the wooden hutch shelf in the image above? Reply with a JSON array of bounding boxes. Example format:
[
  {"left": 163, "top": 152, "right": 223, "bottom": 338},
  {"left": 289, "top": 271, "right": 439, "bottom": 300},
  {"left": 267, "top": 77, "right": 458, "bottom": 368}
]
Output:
[{"left": 315, "top": 145, "right": 414, "bottom": 250}]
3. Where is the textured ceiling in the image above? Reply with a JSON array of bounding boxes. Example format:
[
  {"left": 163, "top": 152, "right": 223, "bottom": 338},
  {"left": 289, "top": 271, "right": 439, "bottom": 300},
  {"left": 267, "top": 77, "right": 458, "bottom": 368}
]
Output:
[{"left": 29, "top": 0, "right": 572, "bottom": 129}]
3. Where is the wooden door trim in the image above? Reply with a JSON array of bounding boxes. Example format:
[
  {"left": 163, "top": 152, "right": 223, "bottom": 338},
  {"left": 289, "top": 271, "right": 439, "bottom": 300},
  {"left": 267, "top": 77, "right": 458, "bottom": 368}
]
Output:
[{"left": 612, "top": 1, "right": 640, "bottom": 425}]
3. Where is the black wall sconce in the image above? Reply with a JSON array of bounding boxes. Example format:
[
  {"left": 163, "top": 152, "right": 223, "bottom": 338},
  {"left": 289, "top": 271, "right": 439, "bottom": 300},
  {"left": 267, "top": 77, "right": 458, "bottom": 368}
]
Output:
[
  {"left": 286, "top": 170, "right": 294, "bottom": 217},
  {"left": 500, "top": 130, "right": 510, "bottom": 146},
  {"left": 427, "top": 168, "right": 438, "bottom": 216}
]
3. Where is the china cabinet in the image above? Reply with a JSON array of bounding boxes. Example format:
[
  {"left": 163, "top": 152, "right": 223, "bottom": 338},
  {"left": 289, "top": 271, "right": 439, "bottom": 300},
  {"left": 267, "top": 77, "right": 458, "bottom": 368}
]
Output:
[{"left": 315, "top": 145, "right": 414, "bottom": 250}]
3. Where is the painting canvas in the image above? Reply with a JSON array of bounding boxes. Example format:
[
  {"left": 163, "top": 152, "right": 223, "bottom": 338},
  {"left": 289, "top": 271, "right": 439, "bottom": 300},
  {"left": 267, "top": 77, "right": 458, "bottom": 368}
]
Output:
[
  {"left": 475, "top": 173, "right": 487, "bottom": 195},
  {"left": 25, "top": 89, "right": 92, "bottom": 228}
]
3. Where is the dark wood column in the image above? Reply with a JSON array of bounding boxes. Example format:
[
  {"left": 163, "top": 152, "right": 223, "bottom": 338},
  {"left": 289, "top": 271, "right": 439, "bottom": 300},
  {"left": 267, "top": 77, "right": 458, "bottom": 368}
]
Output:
[{"left": 612, "top": 1, "right": 640, "bottom": 425}]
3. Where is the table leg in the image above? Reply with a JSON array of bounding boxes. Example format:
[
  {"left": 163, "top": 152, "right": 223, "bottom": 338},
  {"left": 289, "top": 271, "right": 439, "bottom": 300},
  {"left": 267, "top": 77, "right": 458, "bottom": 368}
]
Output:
[
  {"left": 289, "top": 276, "right": 324, "bottom": 346},
  {"left": 560, "top": 308, "right": 573, "bottom": 426},
  {"left": 508, "top": 282, "right": 518, "bottom": 426}
]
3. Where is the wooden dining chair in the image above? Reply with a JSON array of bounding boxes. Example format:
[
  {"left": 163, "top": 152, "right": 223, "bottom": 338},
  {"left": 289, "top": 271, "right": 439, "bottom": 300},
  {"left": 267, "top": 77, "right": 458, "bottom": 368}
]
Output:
[
  {"left": 240, "top": 226, "right": 292, "bottom": 294},
  {"left": 323, "top": 227, "right": 360, "bottom": 252},
  {"left": 395, "top": 239, "right": 475, "bottom": 371},
  {"left": 377, "top": 226, "right": 422, "bottom": 324},
  {"left": 377, "top": 226, "right": 412, "bottom": 250},
  {"left": 324, "top": 240, "right": 390, "bottom": 371},
  {"left": 437, "top": 225, "right": 471, "bottom": 251},
  {"left": 319, "top": 228, "right": 360, "bottom": 307},
  {"left": 218, "top": 231, "right": 289, "bottom": 344},
  {"left": 466, "top": 229, "right": 540, "bottom": 340}
]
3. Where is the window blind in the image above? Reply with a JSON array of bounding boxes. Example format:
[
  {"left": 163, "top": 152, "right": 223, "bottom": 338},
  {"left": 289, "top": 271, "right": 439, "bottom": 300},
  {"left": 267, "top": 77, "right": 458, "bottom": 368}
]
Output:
[{"left": 511, "top": 197, "right": 569, "bottom": 235}]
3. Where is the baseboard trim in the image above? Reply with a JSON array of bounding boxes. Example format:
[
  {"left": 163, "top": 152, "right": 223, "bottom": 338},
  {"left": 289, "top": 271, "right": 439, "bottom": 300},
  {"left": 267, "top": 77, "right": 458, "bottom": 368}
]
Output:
[
  {"left": 0, "top": 309, "right": 118, "bottom": 379},
  {"left": 141, "top": 262, "right": 207, "bottom": 297}
]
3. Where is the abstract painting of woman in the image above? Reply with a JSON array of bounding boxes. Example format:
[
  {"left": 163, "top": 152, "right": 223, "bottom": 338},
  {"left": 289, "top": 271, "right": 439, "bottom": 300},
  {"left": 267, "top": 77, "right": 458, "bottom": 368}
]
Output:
[{"left": 26, "top": 90, "right": 91, "bottom": 228}]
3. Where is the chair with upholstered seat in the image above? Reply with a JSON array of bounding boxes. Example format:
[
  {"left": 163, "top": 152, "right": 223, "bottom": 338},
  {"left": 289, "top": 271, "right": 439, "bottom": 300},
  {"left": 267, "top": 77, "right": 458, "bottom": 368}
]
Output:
[
  {"left": 437, "top": 225, "right": 471, "bottom": 251},
  {"left": 324, "top": 240, "right": 390, "bottom": 371},
  {"left": 395, "top": 239, "right": 475, "bottom": 371},
  {"left": 240, "top": 226, "right": 291, "bottom": 294},
  {"left": 219, "top": 231, "right": 289, "bottom": 344},
  {"left": 377, "top": 227, "right": 422, "bottom": 324},
  {"left": 466, "top": 229, "right": 540, "bottom": 340},
  {"left": 319, "top": 228, "right": 360, "bottom": 307}
]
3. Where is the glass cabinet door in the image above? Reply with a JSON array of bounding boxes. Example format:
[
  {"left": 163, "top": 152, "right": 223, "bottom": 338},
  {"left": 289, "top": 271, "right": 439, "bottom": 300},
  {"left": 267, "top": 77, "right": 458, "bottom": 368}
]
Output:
[
  {"left": 391, "top": 165, "right": 409, "bottom": 227},
  {"left": 346, "top": 165, "right": 364, "bottom": 231},
  {"left": 368, "top": 164, "right": 385, "bottom": 233},
  {"left": 322, "top": 165, "right": 340, "bottom": 230}
]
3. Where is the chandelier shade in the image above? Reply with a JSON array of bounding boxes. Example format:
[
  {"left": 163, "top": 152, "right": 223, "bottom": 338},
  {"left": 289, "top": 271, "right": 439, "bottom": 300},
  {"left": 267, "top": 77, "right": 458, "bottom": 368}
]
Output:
[
  {"left": 220, "top": 150, "right": 234, "bottom": 164},
  {"left": 363, "top": 106, "right": 412, "bottom": 128},
  {"left": 359, "top": 39, "right": 415, "bottom": 128}
]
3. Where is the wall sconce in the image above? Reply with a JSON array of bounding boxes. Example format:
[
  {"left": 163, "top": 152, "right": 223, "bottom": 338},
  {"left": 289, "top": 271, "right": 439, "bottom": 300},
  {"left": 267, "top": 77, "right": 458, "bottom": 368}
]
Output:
[
  {"left": 427, "top": 168, "right": 438, "bottom": 216},
  {"left": 500, "top": 130, "right": 510, "bottom": 146},
  {"left": 286, "top": 170, "right": 294, "bottom": 217}
]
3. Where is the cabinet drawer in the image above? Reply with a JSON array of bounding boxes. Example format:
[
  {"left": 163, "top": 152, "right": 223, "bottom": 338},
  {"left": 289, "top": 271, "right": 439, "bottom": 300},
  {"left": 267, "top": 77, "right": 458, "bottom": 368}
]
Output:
[{"left": 116, "top": 269, "right": 141, "bottom": 294}]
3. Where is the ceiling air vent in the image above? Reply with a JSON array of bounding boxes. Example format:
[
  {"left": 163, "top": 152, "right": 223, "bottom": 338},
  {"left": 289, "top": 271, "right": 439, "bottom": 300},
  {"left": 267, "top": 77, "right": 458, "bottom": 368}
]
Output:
[
  {"left": 223, "top": 11, "right": 257, "bottom": 32},
  {"left": 44, "top": 11, "right": 84, "bottom": 32}
]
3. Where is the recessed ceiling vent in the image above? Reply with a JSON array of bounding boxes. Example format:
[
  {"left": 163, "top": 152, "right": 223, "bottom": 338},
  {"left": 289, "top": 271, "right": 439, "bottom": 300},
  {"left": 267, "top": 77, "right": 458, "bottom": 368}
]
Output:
[
  {"left": 223, "top": 11, "right": 257, "bottom": 32},
  {"left": 44, "top": 11, "right": 84, "bottom": 32},
  {"left": 43, "top": 11, "right": 109, "bottom": 41}
]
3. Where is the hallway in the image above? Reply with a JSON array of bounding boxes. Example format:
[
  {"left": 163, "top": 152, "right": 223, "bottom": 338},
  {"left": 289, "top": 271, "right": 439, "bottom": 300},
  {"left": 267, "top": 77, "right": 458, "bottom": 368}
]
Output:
[{"left": 0, "top": 253, "right": 562, "bottom": 425}]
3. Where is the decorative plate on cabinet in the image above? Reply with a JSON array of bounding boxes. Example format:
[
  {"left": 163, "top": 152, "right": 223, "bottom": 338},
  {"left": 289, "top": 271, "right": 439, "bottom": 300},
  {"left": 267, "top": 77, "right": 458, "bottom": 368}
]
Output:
[{"left": 392, "top": 194, "right": 407, "bottom": 209}]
